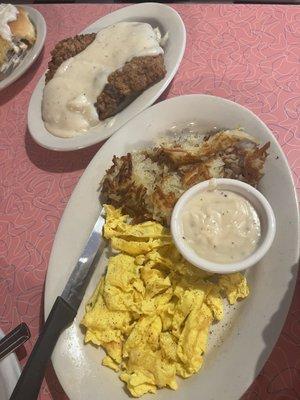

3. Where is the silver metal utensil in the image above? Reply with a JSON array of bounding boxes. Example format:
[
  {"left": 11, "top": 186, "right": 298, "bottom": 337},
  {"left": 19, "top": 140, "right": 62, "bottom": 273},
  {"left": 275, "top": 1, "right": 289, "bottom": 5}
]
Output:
[
  {"left": 10, "top": 212, "right": 105, "bottom": 400},
  {"left": 0, "top": 45, "right": 27, "bottom": 82}
]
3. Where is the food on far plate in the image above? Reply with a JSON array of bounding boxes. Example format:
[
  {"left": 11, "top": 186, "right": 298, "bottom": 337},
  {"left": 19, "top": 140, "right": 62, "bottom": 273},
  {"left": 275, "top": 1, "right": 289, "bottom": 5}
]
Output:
[
  {"left": 42, "top": 22, "right": 167, "bottom": 138},
  {"left": 81, "top": 205, "right": 250, "bottom": 397},
  {"left": 0, "top": 3, "right": 36, "bottom": 79},
  {"left": 101, "top": 129, "right": 270, "bottom": 225}
]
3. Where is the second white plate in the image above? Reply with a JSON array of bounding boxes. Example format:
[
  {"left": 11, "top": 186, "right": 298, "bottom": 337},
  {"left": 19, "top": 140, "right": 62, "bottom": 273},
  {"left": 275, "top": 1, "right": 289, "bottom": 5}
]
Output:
[
  {"left": 28, "top": 3, "right": 186, "bottom": 151},
  {"left": 45, "top": 94, "right": 299, "bottom": 400}
]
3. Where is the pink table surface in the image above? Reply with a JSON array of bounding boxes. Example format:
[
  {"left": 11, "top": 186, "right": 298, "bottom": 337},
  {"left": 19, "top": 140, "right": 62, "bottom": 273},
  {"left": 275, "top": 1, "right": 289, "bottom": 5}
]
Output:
[{"left": 0, "top": 3, "right": 299, "bottom": 400}]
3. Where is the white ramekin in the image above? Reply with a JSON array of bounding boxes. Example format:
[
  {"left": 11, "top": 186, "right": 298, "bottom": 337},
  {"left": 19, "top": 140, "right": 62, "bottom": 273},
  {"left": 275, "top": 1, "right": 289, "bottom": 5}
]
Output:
[{"left": 171, "top": 178, "right": 276, "bottom": 274}]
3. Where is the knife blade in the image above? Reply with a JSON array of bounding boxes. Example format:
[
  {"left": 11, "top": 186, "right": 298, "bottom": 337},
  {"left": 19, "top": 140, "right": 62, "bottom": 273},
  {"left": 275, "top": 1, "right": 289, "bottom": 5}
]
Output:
[
  {"left": 10, "top": 212, "right": 106, "bottom": 400},
  {"left": 61, "top": 213, "right": 105, "bottom": 312}
]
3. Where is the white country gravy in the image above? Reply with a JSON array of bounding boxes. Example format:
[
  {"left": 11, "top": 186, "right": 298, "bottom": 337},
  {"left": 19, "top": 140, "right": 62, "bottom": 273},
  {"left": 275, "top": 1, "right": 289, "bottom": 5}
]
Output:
[
  {"left": 180, "top": 189, "right": 261, "bottom": 264},
  {"left": 42, "top": 22, "right": 164, "bottom": 138}
]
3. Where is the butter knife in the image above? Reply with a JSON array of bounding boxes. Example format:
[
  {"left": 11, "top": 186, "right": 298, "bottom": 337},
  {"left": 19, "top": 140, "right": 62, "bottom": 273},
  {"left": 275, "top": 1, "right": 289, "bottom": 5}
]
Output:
[{"left": 10, "top": 213, "right": 105, "bottom": 400}]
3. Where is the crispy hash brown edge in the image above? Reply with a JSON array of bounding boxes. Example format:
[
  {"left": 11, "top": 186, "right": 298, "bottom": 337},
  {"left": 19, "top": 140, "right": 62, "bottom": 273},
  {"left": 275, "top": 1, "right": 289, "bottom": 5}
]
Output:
[{"left": 100, "top": 133, "right": 270, "bottom": 225}]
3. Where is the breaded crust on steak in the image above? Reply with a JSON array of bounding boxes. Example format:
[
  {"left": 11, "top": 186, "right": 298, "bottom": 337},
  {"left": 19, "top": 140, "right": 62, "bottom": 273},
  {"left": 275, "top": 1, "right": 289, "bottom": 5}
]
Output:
[
  {"left": 95, "top": 54, "right": 166, "bottom": 120},
  {"left": 45, "top": 34, "right": 96, "bottom": 83},
  {"left": 100, "top": 130, "right": 270, "bottom": 226},
  {"left": 45, "top": 34, "right": 166, "bottom": 120}
]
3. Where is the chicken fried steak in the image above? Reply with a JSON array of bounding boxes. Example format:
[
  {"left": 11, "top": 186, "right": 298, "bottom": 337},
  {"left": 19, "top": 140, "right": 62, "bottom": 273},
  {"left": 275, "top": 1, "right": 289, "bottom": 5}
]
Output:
[
  {"left": 45, "top": 34, "right": 96, "bottom": 83},
  {"left": 45, "top": 34, "right": 166, "bottom": 120},
  {"left": 96, "top": 54, "right": 166, "bottom": 120}
]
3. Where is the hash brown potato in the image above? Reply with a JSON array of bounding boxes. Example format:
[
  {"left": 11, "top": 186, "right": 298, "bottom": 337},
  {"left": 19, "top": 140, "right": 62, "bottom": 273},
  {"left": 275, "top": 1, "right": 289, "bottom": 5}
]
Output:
[{"left": 101, "top": 129, "right": 270, "bottom": 225}]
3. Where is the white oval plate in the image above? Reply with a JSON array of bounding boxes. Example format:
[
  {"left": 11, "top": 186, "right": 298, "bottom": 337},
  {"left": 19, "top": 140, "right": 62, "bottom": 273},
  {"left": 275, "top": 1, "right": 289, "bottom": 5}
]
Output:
[
  {"left": 45, "top": 95, "right": 299, "bottom": 400},
  {"left": 0, "top": 329, "right": 21, "bottom": 400},
  {"left": 0, "top": 6, "right": 46, "bottom": 91},
  {"left": 28, "top": 3, "right": 186, "bottom": 152}
]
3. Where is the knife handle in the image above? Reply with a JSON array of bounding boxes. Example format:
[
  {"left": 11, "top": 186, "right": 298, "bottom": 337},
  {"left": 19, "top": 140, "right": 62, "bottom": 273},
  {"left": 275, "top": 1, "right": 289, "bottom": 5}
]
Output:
[{"left": 10, "top": 296, "right": 76, "bottom": 400}]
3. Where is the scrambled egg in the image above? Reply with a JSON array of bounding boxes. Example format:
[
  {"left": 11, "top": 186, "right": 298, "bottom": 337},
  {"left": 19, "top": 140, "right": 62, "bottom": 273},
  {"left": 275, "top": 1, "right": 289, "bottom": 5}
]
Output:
[{"left": 81, "top": 205, "right": 250, "bottom": 397}]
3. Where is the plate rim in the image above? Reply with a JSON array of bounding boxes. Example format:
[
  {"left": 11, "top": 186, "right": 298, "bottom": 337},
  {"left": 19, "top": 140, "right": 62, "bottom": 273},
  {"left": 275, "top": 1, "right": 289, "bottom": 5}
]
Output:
[
  {"left": 27, "top": 3, "right": 186, "bottom": 151},
  {"left": 0, "top": 5, "right": 46, "bottom": 91},
  {"left": 45, "top": 94, "right": 300, "bottom": 400}
]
